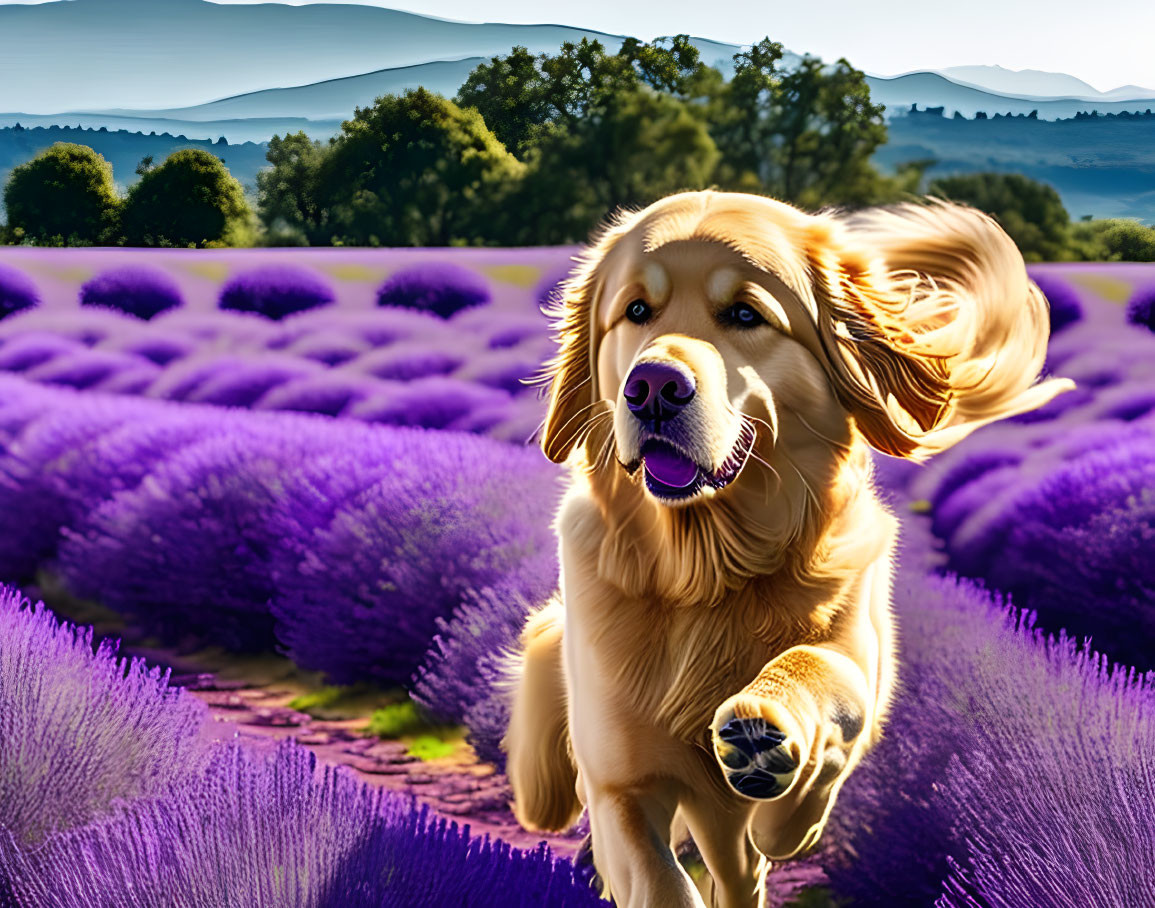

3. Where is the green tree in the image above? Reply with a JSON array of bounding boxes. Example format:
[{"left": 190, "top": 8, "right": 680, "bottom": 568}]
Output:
[
  {"left": 255, "top": 131, "right": 327, "bottom": 245},
  {"left": 456, "top": 36, "right": 713, "bottom": 159},
  {"left": 2, "top": 142, "right": 120, "bottom": 245},
  {"left": 121, "top": 149, "right": 253, "bottom": 247},
  {"left": 928, "top": 172, "right": 1071, "bottom": 262},
  {"left": 496, "top": 85, "right": 719, "bottom": 245},
  {"left": 709, "top": 40, "right": 890, "bottom": 206},
  {"left": 317, "top": 88, "right": 524, "bottom": 246},
  {"left": 1068, "top": 217, "right": 1155, "bottom": 261}
]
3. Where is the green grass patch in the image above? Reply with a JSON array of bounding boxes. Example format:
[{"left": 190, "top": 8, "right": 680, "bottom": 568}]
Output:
[
  {"left": 406, "top": 734, "right": 458, "bottom": 761},
  {"left": 365, "top": 701, "right": 428, "bottom": 738}
]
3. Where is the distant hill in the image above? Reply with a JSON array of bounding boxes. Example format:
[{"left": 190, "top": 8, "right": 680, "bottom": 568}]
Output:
[
  {"left": 875, "top": 109, "right": 1155, "bottom": 223},
  {"left": 0, "top": 0, "right": 742, "bottom": 114},
  {"left": 867, "top": 72, "right": 1155, "bottom": 121},
  {"left": 0, "top": 125, "right": 269, "bottom": 215},
  {"left": 936, "top": 65, "right": 1155, "bottom": 101},
  {"left": 20, "top": 60, "right": 1149, "bottom": 147}
]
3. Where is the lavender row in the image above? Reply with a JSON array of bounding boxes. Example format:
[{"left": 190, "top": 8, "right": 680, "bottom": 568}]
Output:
[
  {"left": 821, "top": 534, "right": 1155, "bottom": 905},
  {"left": 0, "top": 587, "right": 207, "bottom": 849},
  {"left": 0, "top": 259, "right": 565, "bottom": 322},
  {"left": 0, "top": 299, "right": 554, "bottom": 444},
  {"left": 0, "top": 375, "right": 562, "bottom": 684},
  {"left": 891, "top": 282, "right": 1155, "bottom": 669},
  {"left": 0, "top": 588, "right": 603, "bottom": 907}
]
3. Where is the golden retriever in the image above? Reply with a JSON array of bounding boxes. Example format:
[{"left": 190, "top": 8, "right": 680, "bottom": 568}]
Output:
[{"left": 502, "top": 190, "right": 1073, "bottom": 908}]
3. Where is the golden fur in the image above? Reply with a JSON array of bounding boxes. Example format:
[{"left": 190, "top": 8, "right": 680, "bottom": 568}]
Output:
[{"left": 501, "top": 190, "right": 1073, "bottom": 907}]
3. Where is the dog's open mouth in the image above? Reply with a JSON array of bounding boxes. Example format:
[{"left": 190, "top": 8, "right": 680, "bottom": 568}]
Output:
[{"left": 629, "top": 422, "right": 756, "bottom": 502}]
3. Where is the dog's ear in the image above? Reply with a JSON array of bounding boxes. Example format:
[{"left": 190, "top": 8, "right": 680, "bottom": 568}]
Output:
[
  {"left": 531, "top": 209, "right": 642, "bottom": 464},
  {"left": 533, "top": 263, "right": 602, "bottom": 463},
  {"left": 806, "top": 199, "right": 1074, "bottom": 460}
]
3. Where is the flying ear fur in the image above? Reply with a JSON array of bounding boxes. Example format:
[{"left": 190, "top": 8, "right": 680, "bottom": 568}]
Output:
[
  {"left": 807, "top": 198, "right": 1075, "bottom": 460},
  {"left": 531, "top": 207, "right": 643, "bottom": 464}
]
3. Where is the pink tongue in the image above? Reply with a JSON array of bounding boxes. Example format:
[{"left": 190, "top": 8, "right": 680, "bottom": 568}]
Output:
[{"left": 643, "top": 446, "right": 699, "bottom": 488}]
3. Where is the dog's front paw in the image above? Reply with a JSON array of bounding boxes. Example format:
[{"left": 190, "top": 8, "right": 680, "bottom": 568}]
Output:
[{"left": 711, "top": 704, "right": 800, "bottom": 800}]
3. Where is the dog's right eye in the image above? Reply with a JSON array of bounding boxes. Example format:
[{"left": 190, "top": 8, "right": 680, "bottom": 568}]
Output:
[{"left": 625, "top": 300, "right": 652, "bottom": 324}]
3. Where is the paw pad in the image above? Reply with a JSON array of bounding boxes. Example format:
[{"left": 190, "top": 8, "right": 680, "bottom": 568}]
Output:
[{"left": 714, "top": 716, "right": 797, "bottom": 800}]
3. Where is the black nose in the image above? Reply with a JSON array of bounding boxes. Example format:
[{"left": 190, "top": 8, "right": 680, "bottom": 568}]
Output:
[{"left": 624, "top": 360, "right": 696, "bottom": 426}]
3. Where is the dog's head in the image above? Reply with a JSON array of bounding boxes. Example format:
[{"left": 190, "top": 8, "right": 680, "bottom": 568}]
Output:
[{"left": 534, "top": 191, "right": 1073, "bottom": 517}]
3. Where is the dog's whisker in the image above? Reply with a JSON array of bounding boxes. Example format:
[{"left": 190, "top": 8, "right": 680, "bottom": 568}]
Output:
[
  {"left": 781, "top": 406, "right": 852, "bottom": 453},
  {"left": 547, "top": 392, "right": 610, "bottom": 449}
]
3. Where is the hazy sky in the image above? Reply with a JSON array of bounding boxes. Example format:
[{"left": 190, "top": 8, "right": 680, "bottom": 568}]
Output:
[
  {"left": 208, "top": 0, "right": 1154, "bottom": 91},
  {"left": 5, "top": 0, "right": 1153, "bottom": 92}
]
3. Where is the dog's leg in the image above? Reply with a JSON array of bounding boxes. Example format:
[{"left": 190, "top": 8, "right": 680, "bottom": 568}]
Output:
[
  {"left": 679, "top": 789, "right": 766, "bottom": 908},
  {"left": 587, "top": 782, "right": 706, "bottom": 908},
  {"left": 502, "top": 596, "right": 582, "bottom": 832},
  {"left": 709, "top": 643, "right": 873, "bottom": 861}
]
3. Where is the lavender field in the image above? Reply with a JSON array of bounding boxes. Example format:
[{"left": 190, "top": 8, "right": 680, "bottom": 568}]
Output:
[{"left": 0, "top": 247, "right": 1152, "bottom": 907}]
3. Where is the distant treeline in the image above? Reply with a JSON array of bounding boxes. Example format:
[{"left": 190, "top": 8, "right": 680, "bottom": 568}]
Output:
[
  {"left": 2, "top": 36, "right": 1154, "bottom": 259},
  {"left": 905, "top": 104, "right": 1155, "bottom": 122},
  {"left": 0, "top": 124, "right": 269, "bottom": 199}
]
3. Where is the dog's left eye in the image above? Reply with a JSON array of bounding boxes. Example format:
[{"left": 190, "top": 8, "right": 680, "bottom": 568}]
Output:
[
  {"left": 625, "top": 300, "right": 653, "bottom": 324},
  {"left": 720, "top": 302, "right": 766, "bottom": 329}
]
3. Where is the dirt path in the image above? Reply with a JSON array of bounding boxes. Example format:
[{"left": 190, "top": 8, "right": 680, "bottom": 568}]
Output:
[{"left": 180, "top": 671, "right": 586, "bottom": 859}]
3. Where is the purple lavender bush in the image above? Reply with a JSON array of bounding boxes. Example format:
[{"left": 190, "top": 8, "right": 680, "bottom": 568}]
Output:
[
  {"left": 0, "top": 390, "right": 140, "bottom": 579},
  {"left": 450, "top": 306, "right": 550, "bottom": 350},
  {"left": 269, "top": 436, "right": 562, "bottom": 685},
  {"left": 0, "top": 332, "right": 83, "bottom": 372},
  {"left": 181, "top": 354, "right": 328, "bottom": 408},
  {"left": 1125, "top": 281, "right": 1155, "bottom": 332},
  {"left": 0, "top": 586, "right": 206, "bottom": 848},
  {"left": 269, "top": 307, "right": 450, "bottom": 350},
  {"left": 452, "top": 348, "right": 549, "bottom": 396},
  {"left": 153, "top": 307, "right": 282, "bottom": 347},
  {"left": 1029, "top": 272, "right": 1083, "bottom": 334},
  {"left": 95, "top": 326, "right": 197, "bottom": 367},
  {"left": 346, "top": 376, "right": 514, "bottom": 431},
  {"left": 376, "top": 263, "right": 491, "bottom": 318},
  {"left": 218, "top": 265, "right": 336, "bottom": 320},
  {"left": 345, "top": 343, "right": 467, "bottom": 381},
  {"left": 57, "top": 427, "right": 336, "bottom": 651},
  {"left": 23, "top": 348, "right": 160, "bottom": 392},
  {"left": 282, "top": 329, "right": 372, "bottom": 366},
  {"left": 0, "top": 306, "right": 135, "bottom": 347},
  {"left": 821, "top": 553, "right": 1155, "bottom": 905},
  {"left": 932, "top": 622, "right": 1155, "bottom": 906},
  {"left": 414, "top": 580, "right": 559, "bottom": 770},
  {"left": 254, "top": 372, "right": 398, "bottom": 417},
  {"left": 79, "top": 266, "right": 184, "bottom": 320},
  {"left": 0, "top": 265, "right": 38, "bottom": 319},
  {"left": 146, "top": 352, "right": 325, "bottom": 403},
  {"left": 0, "top": 739, "right": 605, "bottom": 908},
  {"left": 0, "top": 376, "right": 561, "bottom": 674}
]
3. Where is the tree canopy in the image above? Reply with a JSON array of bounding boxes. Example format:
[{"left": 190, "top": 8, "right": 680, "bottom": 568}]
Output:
[
  {"left": 3, "top": 142, "right": 120, "bottom": 245},
  {"left": 121, "top": 148, "right": 253, "bottom": 248},
  {"left": 317, "top": 88, "right": 524, "bottom": 247}
]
